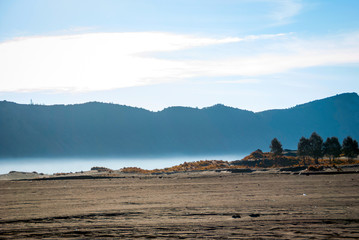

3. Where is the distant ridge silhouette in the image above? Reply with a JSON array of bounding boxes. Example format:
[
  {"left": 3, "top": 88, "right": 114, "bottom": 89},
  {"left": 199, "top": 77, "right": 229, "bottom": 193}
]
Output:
[{"left": 0, "top": 93, "right": 358, "bottom": 158}]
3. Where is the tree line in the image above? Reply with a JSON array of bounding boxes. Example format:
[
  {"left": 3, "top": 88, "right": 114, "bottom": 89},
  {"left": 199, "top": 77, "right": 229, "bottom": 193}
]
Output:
[{"left": 270, "top": 133, "right": 359, "bottom": 164}]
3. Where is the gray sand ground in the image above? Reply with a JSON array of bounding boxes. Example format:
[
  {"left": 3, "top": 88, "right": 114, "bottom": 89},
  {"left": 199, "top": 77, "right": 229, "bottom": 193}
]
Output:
[{"left": 0, "top": 171, "right": 358, "bottom": 239}]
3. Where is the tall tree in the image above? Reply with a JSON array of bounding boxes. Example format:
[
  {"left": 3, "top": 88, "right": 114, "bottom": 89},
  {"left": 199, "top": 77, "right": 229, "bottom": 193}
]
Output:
[
  {"left": 342, "top": 136, "right": 359, "bottom": 160},
  {"left": 270, "top": 138, "right": 283, "bottom": 156},
  {"left": 297, "top": 137, "right": 311, "bottom": 164},
  {"left": 309, "top": 132, "right": 324, "bottom": 164},
  {"left": 323, "top": 137, "right": 341, "bottom": 162}
]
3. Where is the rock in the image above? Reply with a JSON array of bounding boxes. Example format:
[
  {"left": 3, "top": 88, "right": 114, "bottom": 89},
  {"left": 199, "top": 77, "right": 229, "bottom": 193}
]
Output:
[{"left": 249, "top": 213, "right": 260, "bottom": 217}]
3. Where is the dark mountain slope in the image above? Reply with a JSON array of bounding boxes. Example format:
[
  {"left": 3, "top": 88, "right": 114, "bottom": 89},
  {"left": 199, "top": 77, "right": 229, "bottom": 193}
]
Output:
[
  {"left": 0, "top": 93, "right": 358, "bottom": 157},
  {"left": 156, "top": 104, "right": 263, "bottom": 153},
  {"left": 258, "top": 93, "right": 359, "bottom": 148}
]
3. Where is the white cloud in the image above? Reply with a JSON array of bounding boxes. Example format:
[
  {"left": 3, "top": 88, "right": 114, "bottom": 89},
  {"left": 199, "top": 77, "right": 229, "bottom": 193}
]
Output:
[
  {"left": 0, "top": 31, "right": 359, "bottom": 92},
  {"left": 266, "top": 0, "right": 303, "bottom": 24},
  {"left": 272, "top": 0, "right": 302, "bottom": 20},
  {"left": 170, "top": 32, "right": 359, "bottom": 79},
  {"left": 216, "top": 79, "right": 261, "bottom": 84},
  {"left": 0, "top": 32, "right": 282, "bottom": 92},
  {"left": 0, "top": 33, "right": 241, "bottom": 92}
]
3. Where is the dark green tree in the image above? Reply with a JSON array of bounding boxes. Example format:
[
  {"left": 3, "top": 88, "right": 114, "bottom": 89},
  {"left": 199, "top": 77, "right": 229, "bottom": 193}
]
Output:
[
  {"left": 323, "top": 137, "right": 341, "bottom": 162},
  {"left": 309, "top": 132, "right": 323, "bottom": 164},
  {"left": 297, "top": 137, "right": 311, "bottom": 164},
  {"left": 342, "top": 136, "right": 359, "bottom": 160},
  {"left": 270, "top": 138, "right": 283, "bottom": 156}
]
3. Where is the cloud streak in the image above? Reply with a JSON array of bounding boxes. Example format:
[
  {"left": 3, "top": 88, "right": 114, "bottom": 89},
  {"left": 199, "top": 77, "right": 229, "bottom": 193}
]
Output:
[
  {"left": 0, "top": 31, "right": 358, "bottom": 92},
  {"left": 270, "top": 0, "right": 303, "bottom": 22}
]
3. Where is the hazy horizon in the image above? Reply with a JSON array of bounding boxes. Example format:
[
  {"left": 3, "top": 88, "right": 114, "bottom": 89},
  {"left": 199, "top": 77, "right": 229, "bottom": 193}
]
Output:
[{"left": 0, "top": 154, "right": 246, "bottom": 174}]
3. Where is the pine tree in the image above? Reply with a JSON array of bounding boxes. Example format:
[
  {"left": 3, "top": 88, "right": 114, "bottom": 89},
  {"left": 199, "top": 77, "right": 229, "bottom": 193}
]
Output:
[
  {"left": 323, "top": 137, "right": 341, "bottom": 162},
  {"left": 342, "top": 136, "right": 359, "bottom": 160},
  {"left": 298, "top": 137, "right": 311, "bottom": 164},
  {"left": 309, "top": 132, "right": 323, "bottom": 164},
  {"left": 270, "top": 138, "right": 283, "bottom": 156}
]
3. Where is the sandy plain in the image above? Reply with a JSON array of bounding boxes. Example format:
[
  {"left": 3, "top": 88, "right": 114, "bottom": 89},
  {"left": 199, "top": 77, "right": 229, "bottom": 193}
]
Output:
[{"left": 0, "top": 171, "right": 359, "bottom": 239}]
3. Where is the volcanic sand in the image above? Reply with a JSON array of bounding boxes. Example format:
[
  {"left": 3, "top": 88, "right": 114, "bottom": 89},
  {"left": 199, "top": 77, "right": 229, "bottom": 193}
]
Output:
[{"left": 0, "top": 172, "right": 359, "bottom": 239}]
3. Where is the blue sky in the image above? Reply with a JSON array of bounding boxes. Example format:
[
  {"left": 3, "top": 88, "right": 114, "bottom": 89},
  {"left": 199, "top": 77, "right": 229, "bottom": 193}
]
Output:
[{"left": 0, "top": 0, "right": 358, "bottom": 111}]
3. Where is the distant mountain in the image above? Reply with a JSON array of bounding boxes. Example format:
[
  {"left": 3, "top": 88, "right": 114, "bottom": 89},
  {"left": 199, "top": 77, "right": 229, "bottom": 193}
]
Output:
[{"left": 0, "top": 93, "right": 358, "bottom": 158}]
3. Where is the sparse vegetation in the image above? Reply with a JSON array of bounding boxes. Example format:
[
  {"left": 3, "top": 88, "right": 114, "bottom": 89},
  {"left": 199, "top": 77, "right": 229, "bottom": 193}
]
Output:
[
  {"left": 120, "top": 133, "right": 359, "bottom": 174},
  {"left": 57, "top": 133, "right": 358, "bottom": 175},
  {"left": 121, "top": 160, "right": 230, "bottom": 174},
  {"left": 91, "top": 166, "right": 113, "bottom": 172}
]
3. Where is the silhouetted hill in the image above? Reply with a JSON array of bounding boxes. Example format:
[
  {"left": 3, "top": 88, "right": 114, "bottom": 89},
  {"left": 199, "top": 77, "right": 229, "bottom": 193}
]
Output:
[
  {"left": 258, "top": 92, "right": 359, "bottom": 147},
  {"left": 0, "top": 93, "right": 358, "bottom": 157}
]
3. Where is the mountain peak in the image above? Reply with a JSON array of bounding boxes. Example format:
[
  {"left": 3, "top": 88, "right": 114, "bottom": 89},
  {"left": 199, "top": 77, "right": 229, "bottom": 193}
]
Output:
[{"left": 317, "top": 92, "right": 359, "bottom": 103}]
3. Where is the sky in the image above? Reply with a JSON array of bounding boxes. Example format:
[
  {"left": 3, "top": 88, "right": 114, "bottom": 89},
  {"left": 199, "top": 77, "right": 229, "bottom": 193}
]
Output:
[{"left": 0, "top": 0, "right": 358, "bottom": 112}]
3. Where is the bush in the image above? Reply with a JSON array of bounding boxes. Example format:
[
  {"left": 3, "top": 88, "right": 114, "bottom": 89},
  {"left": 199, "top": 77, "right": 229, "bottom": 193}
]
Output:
[{"left": 307, "top": 165, "right": 324, "bottom": 171}]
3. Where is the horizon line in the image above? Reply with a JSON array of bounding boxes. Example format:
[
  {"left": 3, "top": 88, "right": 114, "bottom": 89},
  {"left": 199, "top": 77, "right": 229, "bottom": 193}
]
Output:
[{"left": 1, "top": 92, "right": 357, "bottom": 113}]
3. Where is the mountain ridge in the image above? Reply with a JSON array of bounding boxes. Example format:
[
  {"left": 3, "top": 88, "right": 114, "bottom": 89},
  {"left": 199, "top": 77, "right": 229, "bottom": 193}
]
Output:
[
  {"left": 0, "top": 92, "right": 358, "bottom": 158},
  {"left": 2, "top": 92, "right": 358, "bottom": 113}
]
